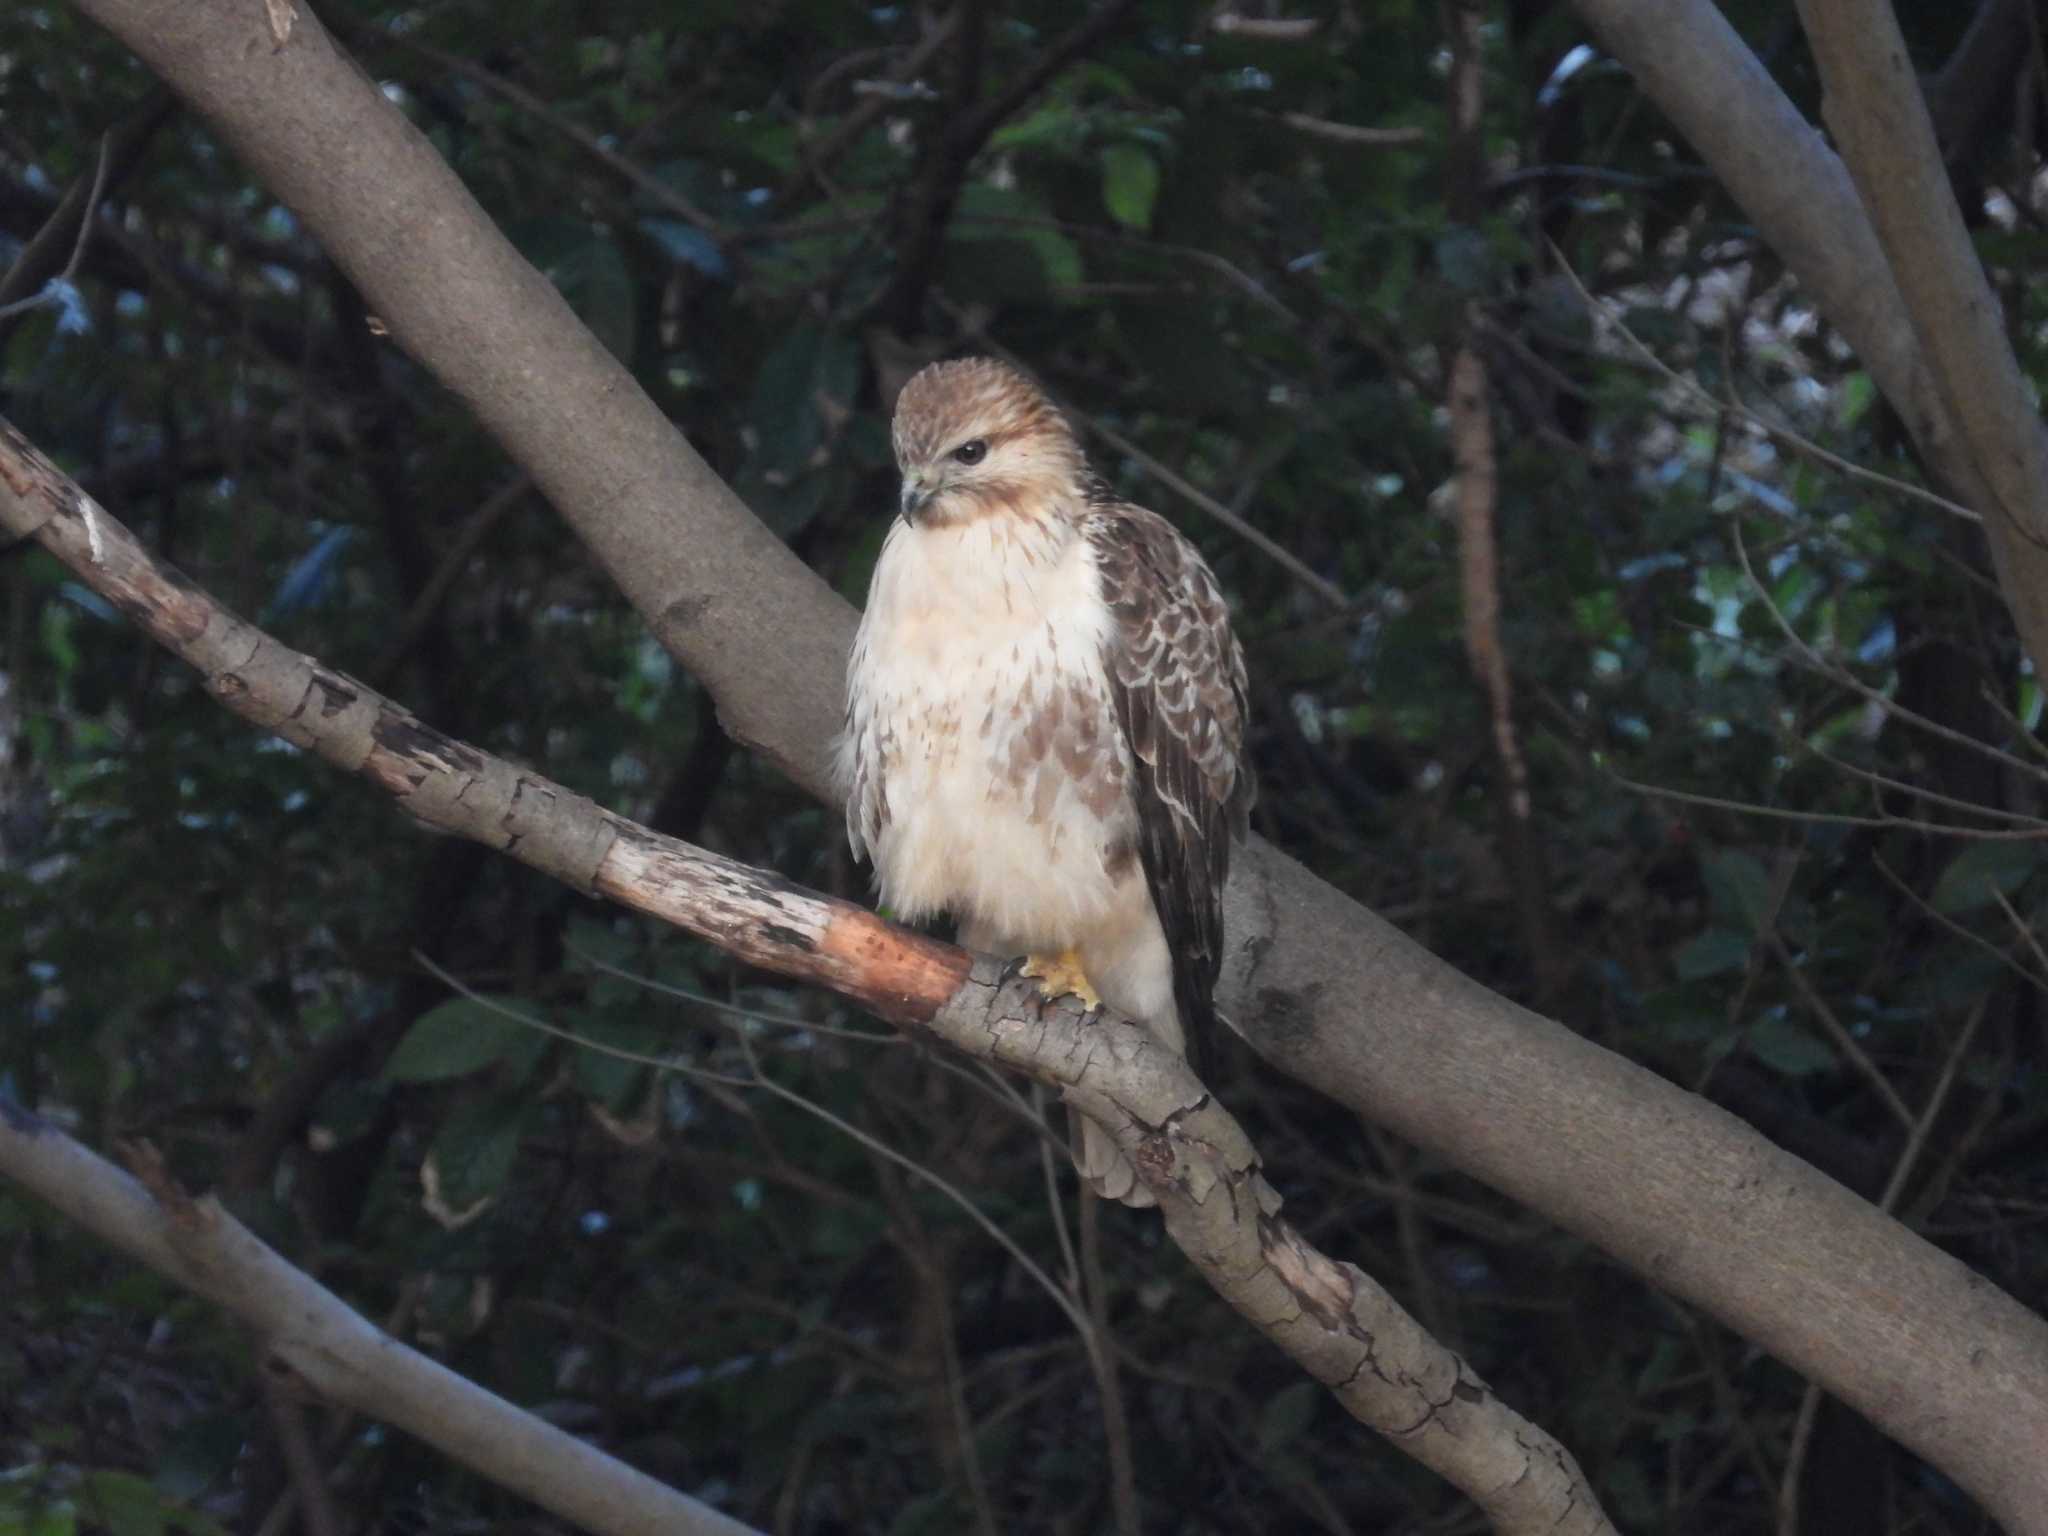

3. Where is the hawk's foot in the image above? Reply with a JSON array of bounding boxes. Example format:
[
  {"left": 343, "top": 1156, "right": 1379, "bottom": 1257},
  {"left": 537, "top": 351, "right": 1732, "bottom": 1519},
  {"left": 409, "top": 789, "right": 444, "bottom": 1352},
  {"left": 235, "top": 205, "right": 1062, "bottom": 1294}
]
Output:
[{"left": 1017, "top": 948, "right": 1103, "bottom": 1012}]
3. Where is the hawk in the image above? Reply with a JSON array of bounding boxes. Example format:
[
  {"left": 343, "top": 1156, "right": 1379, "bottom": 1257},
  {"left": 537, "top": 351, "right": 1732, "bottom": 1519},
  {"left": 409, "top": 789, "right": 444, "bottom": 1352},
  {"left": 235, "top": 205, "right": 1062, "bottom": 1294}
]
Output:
[{"left": 838, "top": 357, "right": 1254, "bottom": 1206}]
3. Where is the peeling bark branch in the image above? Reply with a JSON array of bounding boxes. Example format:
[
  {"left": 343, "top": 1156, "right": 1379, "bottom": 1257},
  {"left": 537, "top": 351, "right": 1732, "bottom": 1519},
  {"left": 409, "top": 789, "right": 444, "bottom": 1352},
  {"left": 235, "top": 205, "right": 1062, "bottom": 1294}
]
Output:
[
  {"left": 1445, "top": 2, "right": 1554, "bottom": 996},
  {"left": 1450, "top": 349, "right": 1524, "bottom": 820},
  {"left": 0, "top": 416, "right": 1615, "bottom": 1536}
]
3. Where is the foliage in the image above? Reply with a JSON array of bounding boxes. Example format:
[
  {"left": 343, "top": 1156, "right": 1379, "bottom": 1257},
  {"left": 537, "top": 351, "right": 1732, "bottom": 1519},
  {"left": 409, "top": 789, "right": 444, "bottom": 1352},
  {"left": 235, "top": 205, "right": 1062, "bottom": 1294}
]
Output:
[{"left": 2, "top": 1, "right": 2040, "bottom": 1531}]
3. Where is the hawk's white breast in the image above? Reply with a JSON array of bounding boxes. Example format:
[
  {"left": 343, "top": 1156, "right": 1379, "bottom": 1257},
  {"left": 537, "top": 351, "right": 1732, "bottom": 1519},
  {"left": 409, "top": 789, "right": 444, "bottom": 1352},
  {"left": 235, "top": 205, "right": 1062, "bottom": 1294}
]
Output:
[{"left": 839, "top": 507, "right": 1139, "bottom": 949}]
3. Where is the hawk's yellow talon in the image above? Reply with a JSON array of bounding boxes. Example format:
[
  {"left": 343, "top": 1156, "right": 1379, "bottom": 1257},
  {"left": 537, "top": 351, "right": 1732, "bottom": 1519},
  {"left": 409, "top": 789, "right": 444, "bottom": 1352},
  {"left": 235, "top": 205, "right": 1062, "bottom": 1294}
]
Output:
[{"left": 1019, "top": 948, "right": 1102, "bottom": 1011}]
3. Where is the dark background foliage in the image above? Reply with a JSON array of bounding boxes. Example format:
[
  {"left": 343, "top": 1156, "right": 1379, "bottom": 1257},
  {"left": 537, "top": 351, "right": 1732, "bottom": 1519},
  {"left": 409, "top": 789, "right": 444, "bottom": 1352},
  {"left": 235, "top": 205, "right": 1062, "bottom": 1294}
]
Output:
[{"left": 3, "top": 1, "right": 2042, "bottom": 1531}]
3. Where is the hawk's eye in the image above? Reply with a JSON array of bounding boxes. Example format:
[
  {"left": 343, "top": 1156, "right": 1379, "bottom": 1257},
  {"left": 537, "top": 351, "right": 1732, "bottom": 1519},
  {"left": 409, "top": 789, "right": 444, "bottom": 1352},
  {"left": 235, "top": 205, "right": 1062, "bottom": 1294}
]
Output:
[{"left": 951, "top": 439, "right": 988, "bottom": 466}]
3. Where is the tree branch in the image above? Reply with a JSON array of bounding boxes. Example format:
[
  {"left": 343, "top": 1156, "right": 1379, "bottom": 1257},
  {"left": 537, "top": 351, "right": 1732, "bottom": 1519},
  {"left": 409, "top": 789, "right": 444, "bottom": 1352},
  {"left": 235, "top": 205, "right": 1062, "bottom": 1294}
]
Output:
[
  {"left": 1794, "top": 0, "right": 2048, "bottom": 652},
  {"left": 0, "top": 417, "right": 1615, "bottom": 1536}
]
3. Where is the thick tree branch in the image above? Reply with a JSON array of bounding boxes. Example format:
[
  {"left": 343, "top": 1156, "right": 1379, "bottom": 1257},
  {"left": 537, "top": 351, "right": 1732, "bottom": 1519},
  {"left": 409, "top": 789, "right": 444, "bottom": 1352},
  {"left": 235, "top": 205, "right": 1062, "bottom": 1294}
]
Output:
[
  {"left": 0, "top": 418, "right": 1615, "bottom": 1536},
  {"left": 1795, "top": 0, "right": 2048, "bottom": 643},
  {"left": 52, "top": 2, "right": 2048, "bottom": 1527},
  {"left": 0, "top": 1111, "right": 757, "bottom": 1536}
]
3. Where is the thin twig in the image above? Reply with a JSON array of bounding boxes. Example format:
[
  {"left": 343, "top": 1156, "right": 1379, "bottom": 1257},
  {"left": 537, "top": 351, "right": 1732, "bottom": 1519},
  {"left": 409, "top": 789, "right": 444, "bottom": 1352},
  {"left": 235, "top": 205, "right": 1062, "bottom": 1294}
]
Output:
[
  {"left": 394, "top": 38, "right": 724, "bottom": 236},
  {"left": 1731, "top": 517, "right": 2048, "bottom": 789},
  {"left": 1080, "top": 1192, "right": 1143, "bottom": 1536},
  {"left": 1268, "top": 111, "right": 1428, "bottom": 147},
  {"left": 1692, "top": 849, "right": 1801, "bottom": 1101},
  {"left": 0, "top": 131, "right": 116, "bottom": 322},
  {"left": 415, "top": 954, "right": 1102, "bottom": 1347},
  {"left": 1767, "top": 935, "right": 1916, "bottom": 1130},
  {"left": 948, "top": 211, "right": 1296, "bottom": 321},
  {"left": 1549, "top": 244, "right": 1982, "bottom": 525},
  {"left": 1086, "top": 414, "right": 1353, "bottom": 609},
  {"left": 369, "top": 474, "right": 530, "bottom": 689},
  {"left": 943, "top": 309, "right": 1351, "bottom": 607},
  {"left": 1779, "top": 994, "right": 1988, "bottom": 1535},
  {"left": 1604, "top": 768, "right": 2048, "bottom": 837},
  {"left": 1035, "top": 1085, "right": 1084, "bottom": 1292},
  {"left": 786, "top": 11, "right": 959, "bottom": 197},
  {"left": 257, "top": 1370, "right": 343, "bottom": 1536},
  {"left": 1991, "top": 885, "right": 2048, "bottom": 982},
  {"left": 1976, "top": 678, "right": 2048, "bottom": 763},
  {"left": 1808, "top": 745, "right": 2048, "bottom": 827},
  {"left": 1871, "top": 852, "right": 2048, "bottom": 994},
  {"left": 1211, "top": 13, "right": 1321, "bottom": 40}
]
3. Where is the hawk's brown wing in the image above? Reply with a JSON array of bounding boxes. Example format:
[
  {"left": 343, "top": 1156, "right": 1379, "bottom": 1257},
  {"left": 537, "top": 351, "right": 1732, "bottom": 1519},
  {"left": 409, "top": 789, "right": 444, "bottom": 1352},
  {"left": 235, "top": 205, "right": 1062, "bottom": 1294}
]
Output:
[{"left": 1086, "top": 495, "right": 1255, "bottom": 1073}]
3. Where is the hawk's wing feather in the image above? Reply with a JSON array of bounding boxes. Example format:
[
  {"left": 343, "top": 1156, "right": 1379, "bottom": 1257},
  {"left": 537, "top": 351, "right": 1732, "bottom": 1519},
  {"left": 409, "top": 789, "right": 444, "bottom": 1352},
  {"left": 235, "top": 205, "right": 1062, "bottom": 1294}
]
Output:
[{"left": 1087, "top": 493, "right": 1255, "bottom": 1075}]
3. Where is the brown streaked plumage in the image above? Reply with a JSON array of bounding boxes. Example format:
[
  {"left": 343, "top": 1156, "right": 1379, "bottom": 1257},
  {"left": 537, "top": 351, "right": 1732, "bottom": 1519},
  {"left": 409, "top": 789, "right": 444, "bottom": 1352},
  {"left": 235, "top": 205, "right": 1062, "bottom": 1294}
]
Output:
[{"left": 837, "top": 357, "right": 1254, "bottom": 1206}]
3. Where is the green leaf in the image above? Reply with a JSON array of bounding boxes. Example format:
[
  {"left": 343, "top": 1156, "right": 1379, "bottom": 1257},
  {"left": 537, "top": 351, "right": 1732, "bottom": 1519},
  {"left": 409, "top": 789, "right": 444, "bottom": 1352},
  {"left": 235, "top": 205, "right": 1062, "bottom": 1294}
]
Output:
[
  {"left": 1930, "top": 841, "right": 2039, "bottom": 916},
  {"left": 154, "top": 1411, "right": 245, "bottom": 1502},
  {"left": 0, "top": 1484, "right": 78, "bottom": 1536},
  {"left": 74, "top": 1472, "right": 165, "bottom": 1536},
  {"left": 989, "top": 101, "right": 1083, "bottom": 153},
  {"left": 1747, "top": 1014, "right": 1836, "bottom": 1077},
  {"left": 570, "top": 1008, "right": 674, "bottom": 1110},
  {"left": 749, "top": 327, "right": 861, "bottom": 484},
  {"left": 1100, "top": 143, "right": 1160, "bottom": 230},
  {"left": 1701, "top": 849, "right": 1774, "bottom": 935},
  {"left": 1257, "top": 1380, "right": 1320, "bottom": 1452},
  {"left": 1674, "top": 927, "right": 1748, "bottom": 981},
  {"left": 383, "top": 998, "right": 538, "bottom": 1083},
  {"left": 423, "top": 1096, "right": 528, "bottom": 1218},
  {"left": 950, "top": 185, "right": 1083, "bottom": 296},
  {"left": 1836, "top": 370, "right": 1877, "bottom": 429}
]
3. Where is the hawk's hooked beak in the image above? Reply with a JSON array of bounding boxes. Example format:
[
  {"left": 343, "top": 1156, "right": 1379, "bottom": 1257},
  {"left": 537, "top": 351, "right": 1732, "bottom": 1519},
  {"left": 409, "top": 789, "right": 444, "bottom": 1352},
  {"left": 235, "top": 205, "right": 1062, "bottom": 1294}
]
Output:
[{"left": 898, "top": 470, "right": 934, "bottom": 524}]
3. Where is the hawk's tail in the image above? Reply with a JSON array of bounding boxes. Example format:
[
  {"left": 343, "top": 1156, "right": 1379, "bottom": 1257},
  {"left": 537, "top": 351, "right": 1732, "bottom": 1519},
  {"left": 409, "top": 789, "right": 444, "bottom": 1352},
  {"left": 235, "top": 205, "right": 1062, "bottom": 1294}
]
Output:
[
  {"left": 1072, "top": 1111, "right": 1157, "bottom": 1208},
  {"left": 1069, "top": 983, "right": 1214, "bottom": 1208}
]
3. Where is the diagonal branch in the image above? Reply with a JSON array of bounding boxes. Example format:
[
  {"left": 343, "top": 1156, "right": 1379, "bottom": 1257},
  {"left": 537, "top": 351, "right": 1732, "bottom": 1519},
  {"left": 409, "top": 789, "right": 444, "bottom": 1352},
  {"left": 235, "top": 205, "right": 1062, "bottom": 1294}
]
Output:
[
  {"left": 0, "top": 413, "right": 1616, "bottom": 1536},
  {"left": 1794, "top": 0, "right": 2048, "bottom": 616}
]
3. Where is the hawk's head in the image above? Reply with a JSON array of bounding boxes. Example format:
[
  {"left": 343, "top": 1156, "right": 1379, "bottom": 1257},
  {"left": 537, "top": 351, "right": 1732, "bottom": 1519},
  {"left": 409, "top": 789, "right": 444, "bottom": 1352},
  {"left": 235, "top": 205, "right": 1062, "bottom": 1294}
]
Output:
[{"left": 890, "top": 357, "right": 1087, "bottom": 528}]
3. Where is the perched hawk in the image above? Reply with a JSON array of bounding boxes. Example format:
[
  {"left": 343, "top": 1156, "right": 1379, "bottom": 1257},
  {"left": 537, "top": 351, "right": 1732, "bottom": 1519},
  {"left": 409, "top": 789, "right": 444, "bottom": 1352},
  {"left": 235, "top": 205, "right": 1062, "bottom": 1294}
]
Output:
[{"left": 838, "top": 357, "right": 1254, "bottom": 1206}]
